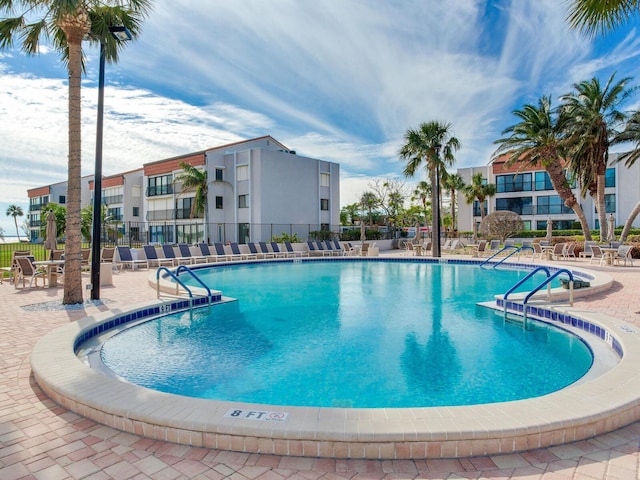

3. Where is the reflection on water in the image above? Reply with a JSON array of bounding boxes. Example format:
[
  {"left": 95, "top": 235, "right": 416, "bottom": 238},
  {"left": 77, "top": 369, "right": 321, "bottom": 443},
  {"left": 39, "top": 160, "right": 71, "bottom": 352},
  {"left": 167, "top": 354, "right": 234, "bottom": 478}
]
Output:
[{"left": 100, "top": 261, "right": 593, "bottom": 407}]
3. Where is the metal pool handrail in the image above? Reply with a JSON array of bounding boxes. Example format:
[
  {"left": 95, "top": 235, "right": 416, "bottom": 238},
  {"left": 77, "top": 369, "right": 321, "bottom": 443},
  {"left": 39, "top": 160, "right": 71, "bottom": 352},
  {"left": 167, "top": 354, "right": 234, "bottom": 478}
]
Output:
[{"left": 156, "top": 265, "right": 214, "bottom": 308}]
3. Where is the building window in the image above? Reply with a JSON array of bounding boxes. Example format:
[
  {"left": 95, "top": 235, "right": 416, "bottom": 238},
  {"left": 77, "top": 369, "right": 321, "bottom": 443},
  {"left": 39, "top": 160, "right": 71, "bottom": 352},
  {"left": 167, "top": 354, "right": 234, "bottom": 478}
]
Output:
[
  {"left": 237, "top": 165, "right": 249, "bottom": 181},
  {"left": 147, "top": 174, "right": 173, "bottom": 196},
  {"left": 495, "top": 197, "right": 532, "bottom": 215},
  {"left": 320, "top": 198, "right": 329, "bottom": 210},
  {"left": 107, "top": 207, "right": 122, "bottom": 222},
  {"left": 472, "top": 200, "right": 487, "bottom": 217},
  {"left": 321, "top": 223, "right": 330, "bottom": 231},
  {"left": 132, "top": 206, "right": 139, "bottom": 217},
  {"left": 534, "top": 171, "right": 554, "bottom": 191},
  {"left": 496, "top": 173, "right": 532, "bottom": 193},
  {"left": 605, "top": 194, "right": 616, "bottom": 213},
  {"left": 215, "top": 196, "right": 223, "bottom": 209},
  {"left": 176, "top": 223, "right": 203, "bottom": 244},
  {"left": 215, "top": 168, "right": 224, "bottom": 181},
  {"left": 536, "top": 195, "right": 572, "bottom": 215},
  {"left": 238, "top": 194, "right": 248, "bottom": 208},
  {"left": 176, "top": 197, "right": 198, "bottom": 219},
  {"left": 58, "top": 195, "right": 66, "bottom": 204},
  {"left": 320, "top": 173, "right": 330, "bottom": 187},
  {"left": 149, "top": 225, "right": 174, "bottom": 244},
  {"left": 605, "top": 168, "right": 615, "bottom": 188}
]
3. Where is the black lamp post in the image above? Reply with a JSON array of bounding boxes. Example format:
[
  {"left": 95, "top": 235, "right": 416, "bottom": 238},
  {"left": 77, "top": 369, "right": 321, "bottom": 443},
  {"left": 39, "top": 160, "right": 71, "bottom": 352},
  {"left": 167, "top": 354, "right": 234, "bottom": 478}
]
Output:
[
  {"left": 433, "top": 144, "right": 442, "bottom": 258},
  {"left": 90, "top": 26, "right": 132, "bottom": 301}
]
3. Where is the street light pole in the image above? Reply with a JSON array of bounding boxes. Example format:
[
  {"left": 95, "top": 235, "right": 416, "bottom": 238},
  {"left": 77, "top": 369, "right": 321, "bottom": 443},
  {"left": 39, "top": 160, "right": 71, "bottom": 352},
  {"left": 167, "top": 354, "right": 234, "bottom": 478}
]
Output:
[
  {"left": 433, "top": 144, "right": 442, "bottom": 258},
  {"left": 90, "top": 27, "right": 131, "bottom": 301}
]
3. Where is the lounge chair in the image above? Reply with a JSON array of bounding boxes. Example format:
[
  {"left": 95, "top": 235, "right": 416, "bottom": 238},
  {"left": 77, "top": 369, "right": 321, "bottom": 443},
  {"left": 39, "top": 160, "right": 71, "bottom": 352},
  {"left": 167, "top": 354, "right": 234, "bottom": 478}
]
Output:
[
  {"left": 198, "top": 243, "right": 223, "bottom": 262},
  {"left": 323, "top": 240, "right": 342, "bottom": 256},
  {"left": 116, "top": 246, "right": 149, "bottom": 270},
  {"left": 284, "top": 241, "right": 306, "bottom": 257},
  {"left": 230, "top": 242, "right": 255, "bottom": 260},
  {"left": 332, "top": 240, "right": 347, "bottom": 256},
  {"left": 213, "top": 243, "right": 233, "bottom": 261},
  {"left": 258, "top": 242, "right": 276, "bottom": 259},
  {"left": 270, "top": 242, "right": 288, "bottom": 258},
  {"left": 13, "top": 256, "right": 47, "bottom": 288},
  {"left": 613, "top": 245, "right": 634, "bottom": 266},
  {"left": 306, "top": 241, "right": 329, "bottom": 256},
  {"left": 143, "top": 245, "right": 175, "bottom": 268},
  {"left": 248, "top": 242, "right": 267, "bottom": 259},
  {"left": 178, "top": 243, "right": 208, "bottom": 264},
  {"left": 162, "top": 244, "right": 192, "bottom": 265},
  {"left": 315, "top": 241, "right": 333, "bottom": 256}
]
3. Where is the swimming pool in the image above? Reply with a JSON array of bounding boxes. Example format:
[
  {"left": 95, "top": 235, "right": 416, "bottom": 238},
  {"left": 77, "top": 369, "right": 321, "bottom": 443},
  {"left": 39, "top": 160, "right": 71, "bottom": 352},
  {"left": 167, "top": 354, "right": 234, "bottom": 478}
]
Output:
[
  {"left": 100, "top": 260, "right": 592, "bottom": 408},
  {"left": 34, "top": 257, "right": 640, "bottom": 460}
]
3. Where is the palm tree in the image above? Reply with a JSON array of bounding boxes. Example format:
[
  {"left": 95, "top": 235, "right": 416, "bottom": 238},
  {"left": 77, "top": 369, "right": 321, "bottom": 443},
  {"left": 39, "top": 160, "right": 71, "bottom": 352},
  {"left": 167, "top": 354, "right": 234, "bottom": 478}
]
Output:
[
  {"left": 462, "top": 173, "right": 496, "bottom": 240},
  {"left": 400, "top": 121, "right": 461, "bottom": 257},
  {"left": 360, "top": 192, "right": 377, "bottom": 226},
  {"left": 560, "top": 74, "right": 633, "bottom": 241},
  {"left": 567, "top": 0, "right": 640, "bottom": 37},
  {"left": 494, "top": 96, "right": 592, "bottom": 240},
  {"left": 442, "top": 172, "right": 465, "bottom": 234},
  {"left": 174, "top": 162, "right": 209, "bottom": 243},
  {"left": 5, "top": 205, "right": 24, "bottom": 241},
  {"left": 0, "top": 1, "right": 151, "bottom": 304},
  {"left": 411, "top": 181, "right": 432, "bottom": 226}
]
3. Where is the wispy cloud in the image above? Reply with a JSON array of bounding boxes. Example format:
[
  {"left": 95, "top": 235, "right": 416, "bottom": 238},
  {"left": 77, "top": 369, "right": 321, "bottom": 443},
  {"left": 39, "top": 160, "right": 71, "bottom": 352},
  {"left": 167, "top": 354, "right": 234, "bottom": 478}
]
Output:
[{"left": 1, "top": 0, "right": 639, "bottom": 233}]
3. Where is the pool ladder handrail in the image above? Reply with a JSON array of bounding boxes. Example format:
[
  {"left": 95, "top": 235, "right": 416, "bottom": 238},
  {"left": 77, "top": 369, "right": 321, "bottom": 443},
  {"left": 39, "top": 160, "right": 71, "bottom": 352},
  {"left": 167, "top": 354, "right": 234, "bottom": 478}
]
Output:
[
  {"left": 156, "top": 265, "right": 214, "bottom": 308},
  {"left": 502, "top": 266, "right": 574, "bottom": 328},
  {"left": 479, "top": 245, "right": 534, "bottom": 268}
]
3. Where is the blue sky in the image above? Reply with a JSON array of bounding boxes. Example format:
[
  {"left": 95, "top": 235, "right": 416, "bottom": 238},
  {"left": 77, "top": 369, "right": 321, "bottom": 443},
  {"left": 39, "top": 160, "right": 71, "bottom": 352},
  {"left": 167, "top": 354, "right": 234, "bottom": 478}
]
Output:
[{"left": 1, "top": 0, "right": 640, "bottom": 237}]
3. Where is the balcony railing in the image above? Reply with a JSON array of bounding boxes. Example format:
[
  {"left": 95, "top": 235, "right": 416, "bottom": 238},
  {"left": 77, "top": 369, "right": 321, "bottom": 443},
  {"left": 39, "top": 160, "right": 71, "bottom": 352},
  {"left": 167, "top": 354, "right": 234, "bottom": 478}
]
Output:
[{"left": 146, "top": 185, "right": 173, "bottom": 197}]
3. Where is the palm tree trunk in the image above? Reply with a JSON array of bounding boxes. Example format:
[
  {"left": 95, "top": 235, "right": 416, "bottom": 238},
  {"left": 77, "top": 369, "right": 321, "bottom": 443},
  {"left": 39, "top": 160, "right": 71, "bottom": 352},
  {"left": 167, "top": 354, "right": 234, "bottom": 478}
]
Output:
[
  {"left": 60, "top": 11, "right": 90, "bottom": 304},
  {"left": 13, "top": 217, "right": 20, "bottom": 241},
  {"left": 430, "top": 166, "right": 439, "bottom": 254},
  {"left": 620, "top": 201, "right": 640, "bottom": 242},
  {"left": 544, "top": 162, "right": 592, "bottom": 240}
]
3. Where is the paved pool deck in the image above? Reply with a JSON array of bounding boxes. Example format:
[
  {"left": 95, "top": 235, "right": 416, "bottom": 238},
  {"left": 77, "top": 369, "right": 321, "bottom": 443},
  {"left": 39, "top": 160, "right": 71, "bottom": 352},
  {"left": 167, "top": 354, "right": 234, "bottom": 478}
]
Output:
[{"left": 1, "top": 250, "right": 640, "bottom": 479}]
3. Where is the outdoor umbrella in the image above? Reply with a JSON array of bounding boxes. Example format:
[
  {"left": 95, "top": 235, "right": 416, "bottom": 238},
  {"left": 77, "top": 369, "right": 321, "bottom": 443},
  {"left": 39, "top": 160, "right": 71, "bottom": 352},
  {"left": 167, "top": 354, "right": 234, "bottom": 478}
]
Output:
[
  {"left": 606, "top": 214, "right": 616, "bottom": 243},
  {"left": 546, "top": 218, "right": 553, "bottom": 244},
  {"left": 44, "top": 212, "right": 57, "bottom": 257}
]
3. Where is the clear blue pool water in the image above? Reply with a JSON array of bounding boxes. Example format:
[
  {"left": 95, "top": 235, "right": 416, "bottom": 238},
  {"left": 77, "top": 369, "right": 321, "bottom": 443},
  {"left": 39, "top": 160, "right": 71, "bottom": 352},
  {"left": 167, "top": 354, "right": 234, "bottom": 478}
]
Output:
[{"left": 100, "top": 260, "right": 592, "bottom": 408}]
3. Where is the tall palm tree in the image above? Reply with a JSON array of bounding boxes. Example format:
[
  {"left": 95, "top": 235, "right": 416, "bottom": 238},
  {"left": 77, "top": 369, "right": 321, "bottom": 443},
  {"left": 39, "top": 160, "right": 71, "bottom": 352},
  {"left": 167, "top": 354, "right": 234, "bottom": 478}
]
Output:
[
  {"left": 360, "top": 192, "right": 377, "bottom": 226},
  {"left": 411, "top": 181, "right": 432, "bottom": 226},
  {"left": 462, "top": 173, "right": 496, "bottom": 241},
  {"left": 5, "top": 205, "right": 24, "bottom": 241},
  {"left": 560, "top": 74, "right": 633, "bottom": 241},
  {"left": 0, "top": 1, "right": 151, "bottom": 304},
  {"left": 494, "top": 96, "right": 592, "bottom": 240},
  {"left": 174, "top": 162, "right": 209, "bottom": 243},
  {"left": 442, "top": 172, "right": 465, "bottom": 234},
  {"left": 567, "top": 0, "right": 640, "bottom": 37},
  {"left": 400, "top": 121, "right": 461, "bottom": 256}
]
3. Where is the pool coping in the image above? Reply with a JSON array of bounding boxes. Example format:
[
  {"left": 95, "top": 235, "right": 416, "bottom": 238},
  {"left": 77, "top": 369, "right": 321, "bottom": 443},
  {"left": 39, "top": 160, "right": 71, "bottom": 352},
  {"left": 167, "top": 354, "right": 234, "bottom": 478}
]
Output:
[{"left": 31, "top": 259, "right": 640, "bottom": 459}]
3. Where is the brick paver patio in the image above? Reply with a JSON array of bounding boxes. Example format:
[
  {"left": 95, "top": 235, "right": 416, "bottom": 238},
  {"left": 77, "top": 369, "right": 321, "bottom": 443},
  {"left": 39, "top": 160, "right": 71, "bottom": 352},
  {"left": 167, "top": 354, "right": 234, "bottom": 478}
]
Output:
[{"left": 1, "top": 252, "right": 639, "bottom": 479}]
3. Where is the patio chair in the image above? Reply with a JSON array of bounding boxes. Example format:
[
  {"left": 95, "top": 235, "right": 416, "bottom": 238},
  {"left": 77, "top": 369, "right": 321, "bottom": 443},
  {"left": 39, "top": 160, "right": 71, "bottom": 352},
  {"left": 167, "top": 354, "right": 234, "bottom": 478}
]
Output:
[
  {"left": 532, "top": 242, "right": 543, "bottom": 260},
  {"left": 550, "top": 243, "right": 566, "bottom": 261},
  {"left": 222, "top": 243, "right": 243, "bottom": 261},
  {"left": 230, "top": 242, "right": 256, "bottom": 260},
  {"left": 143, "top": 245, "right": 175, "bottom": 268},
  {"left": 10, "top": 250, "right": 32, "bottom": 283},
  {"left": 589, "top": 245, "right": 605, "bottom": 265},
  {"left": 49, "top": 249, "right": 65, "bottom": 261},
  {"left": 81, "top": 248, "right": 91, "bottom": 270},
  {"left": 161, "top": 244, "right": 192, "bottom": 265},
  {"left": 100, "top": 247, "right": 121, "bottom": 272},
  {"left": 473, "top": 240, "right": 487, "bottom": 257},
  {"left": 422, "top": 240, "right": 432, "bottom": 256},
  {"left": 306, "top": 241, "right": 328, "bottom": 256},
  {"left": 563, "top": 243, "right": 577, "bottom": 260},
  {"left": 342, "top": 242, "right": 356, "bottom": 256},
  {"left": 178, "top": 243, "right": 208, "bottom": 264},
  {"left": 116, "top": 246, "right": 149, "bottom": 270},
  {"left": 270, "top": 242, "right": 288, "bottom": 258},
  {"left": 360, "top": 242, "right": 370, "bottom": 256},
  {"left": 331, "top": 240, "right": 347, "bottom": 256},
  {"left": 198, "top": 243, "right": 223, "bottom": 262},
  {"left": 579, "top": 241, "right": 597, "bottom": 259},
  {"left": 613, "top": 245, "right": 634, "bottom": 266},
  {"left": 405, "top": 241, "right": 414, "bottom": 256},
  {"left": 248, "top": 242, "right": 266, "bottom": 259},
  {"left": 13, "top": 256, "right": 47, "bottom": 288},
  {"left": 284, "top": 241, "right": 307, "bottom": 257}
]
